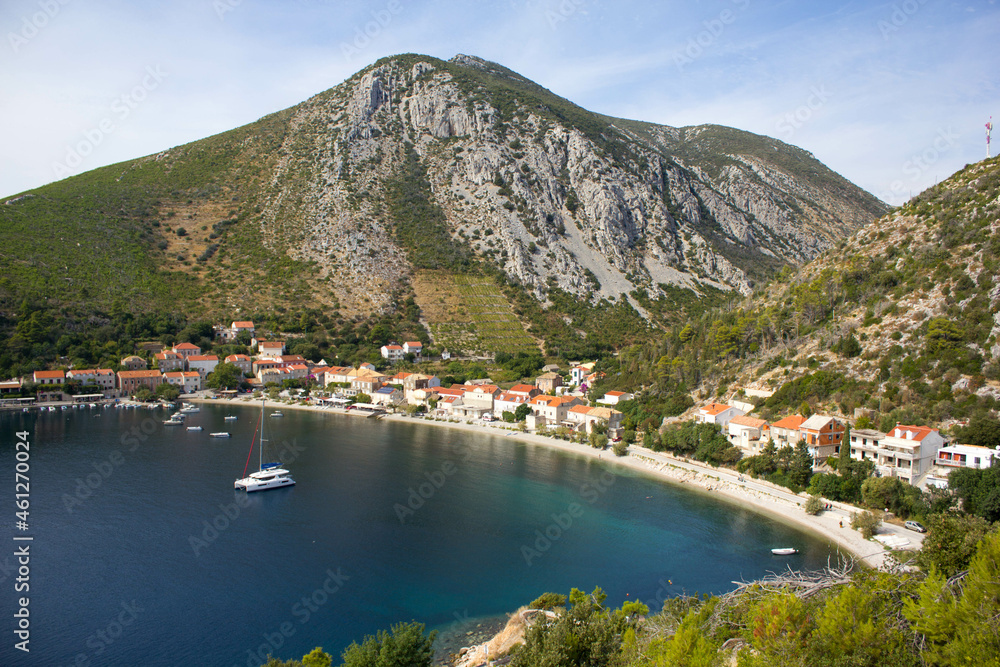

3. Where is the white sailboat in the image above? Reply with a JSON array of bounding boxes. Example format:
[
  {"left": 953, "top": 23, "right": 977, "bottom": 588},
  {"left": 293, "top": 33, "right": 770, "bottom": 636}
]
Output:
[{"left": 234, "top": 398, "right": 295, "bottom": 492}]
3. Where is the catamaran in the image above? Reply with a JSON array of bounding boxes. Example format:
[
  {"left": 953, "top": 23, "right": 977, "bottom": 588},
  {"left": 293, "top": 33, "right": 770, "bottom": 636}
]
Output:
[{"left": 234, "top": 399, "right": 294, "bottom": 492}]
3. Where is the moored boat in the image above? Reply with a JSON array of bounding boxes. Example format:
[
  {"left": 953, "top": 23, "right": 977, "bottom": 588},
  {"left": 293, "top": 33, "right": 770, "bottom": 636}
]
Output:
[
  {"left": 771, "top": 548, "right": 799, "bottom": 555},
  {"left": 210, "top": 432, "right": 231, "bottom": 438},
  {"left": 235, "top": 398, "right": 294, "bottom": 492}
]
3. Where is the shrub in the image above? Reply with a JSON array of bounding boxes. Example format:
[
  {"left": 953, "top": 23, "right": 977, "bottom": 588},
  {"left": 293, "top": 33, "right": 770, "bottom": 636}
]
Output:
[{"left": 851, "top": 511, "right": 881, "bottom": 539}]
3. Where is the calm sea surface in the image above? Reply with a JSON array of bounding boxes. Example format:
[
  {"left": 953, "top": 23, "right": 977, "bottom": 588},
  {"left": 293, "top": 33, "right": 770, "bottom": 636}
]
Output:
[{"left": 1, "top": 404, "right": 836, "bottom": 666}]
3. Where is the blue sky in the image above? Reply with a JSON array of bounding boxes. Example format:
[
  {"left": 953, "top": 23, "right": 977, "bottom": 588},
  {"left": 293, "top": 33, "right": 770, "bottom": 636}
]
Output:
[{"left": 2, "top": 0, "right": 997, "bottom": 204}]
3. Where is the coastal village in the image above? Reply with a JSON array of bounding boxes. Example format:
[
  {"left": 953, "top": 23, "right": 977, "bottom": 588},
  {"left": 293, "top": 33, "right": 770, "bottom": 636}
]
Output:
[{"left": 3, "top": 318, "right": 992, "bottom": 497}]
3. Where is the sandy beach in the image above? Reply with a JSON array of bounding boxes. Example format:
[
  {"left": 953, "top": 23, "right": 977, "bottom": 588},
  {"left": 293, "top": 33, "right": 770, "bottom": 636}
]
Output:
[{"left": 188, "top": 395, "right": 922, "bottom": 569}]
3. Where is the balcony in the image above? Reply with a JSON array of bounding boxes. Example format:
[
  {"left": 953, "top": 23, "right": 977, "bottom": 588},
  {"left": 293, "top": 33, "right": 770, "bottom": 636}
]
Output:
[{"left": 877, "top": 447, "right": 916, "bottom": 460}]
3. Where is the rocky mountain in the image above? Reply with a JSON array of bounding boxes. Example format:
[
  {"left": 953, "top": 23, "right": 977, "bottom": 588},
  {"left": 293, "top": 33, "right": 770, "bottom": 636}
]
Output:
[{"left": 0, "top": 53, "right": 886, "bottom": 324}]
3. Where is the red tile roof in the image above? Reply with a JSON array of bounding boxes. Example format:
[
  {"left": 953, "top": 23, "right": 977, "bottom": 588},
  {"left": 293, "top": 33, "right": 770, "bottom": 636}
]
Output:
[
  {"left": 890, "top": 424, "right": 938, "bottom": 442},
  {"left": 173, "top": 343, "right": 200, "bottom": 350},
  {"left": 33, "top": 370, "right": 65, "bottom": 379},
  {"left": 730, "top": 415, "right": 768, "bottom": 428},
  {"left": 772, "top": 415, "right": 807, "bottom": 430},
  {"left": 700, "top": 402, "right": 733, "bottom": 416}
]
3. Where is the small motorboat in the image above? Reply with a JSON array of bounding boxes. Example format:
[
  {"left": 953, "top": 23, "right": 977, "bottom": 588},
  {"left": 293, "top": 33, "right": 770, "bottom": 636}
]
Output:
[
  {"left": 269, "top": 411, "right": 284, "bottom": 418},
  {"left": 163, "top": 419, "right": 184, "bottom": 425},
  {"left": 187, "top": 426, "right": 203, "bottom": 431},
  {"left": 224, "top": 415, "right": 238, "bottom": 421},
  {"left": 210, "top": 432, "right": 231, "bottom": 438},
  {"left": 771, "top": 548, "right": 799, "bottom": 556}
]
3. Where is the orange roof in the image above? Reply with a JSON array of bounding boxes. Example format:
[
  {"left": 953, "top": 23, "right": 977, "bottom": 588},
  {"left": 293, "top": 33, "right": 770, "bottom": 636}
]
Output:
[
  {"left": 532, "top": 395, "right": 576, "bottom": 407},
  {"left": 34, "top": 370, "right": 65, "bottom": 379},
  {"left": 258, "top": 341, "right": 284, "bottom": 347},
  {"left": 471, "top": 385, "right": 499, "bottom": 394},
  {"left": 288, "top": 364, "right": 309, "bottom": 371},
  {"left": 155, "top": 352, "right": 179, "bottom": 359},
  {"left": 173, "top": 343, "right": 200, "bottom": 350},
  {"left": 232, "top": 321, "right": 254, "bottom": 328},
  {"left": 404, "top": 341, "right": 422, "bottom": 347},
  {"left": 730, "top": 415, "right": 768, "bottom": 428},
  {"left": 118, "top": 370, "right": 162, "bottom": 379},
  {"left": 436, "top": 387, "right": 466, "bottom": 397},
  {"left": 569, "top": 405, "right": 594, "bottom": 415},
  {"left": 890, "top": 424, "right": 938, "bottom": 441},
  {"left": 605, "top": 390, "right": 627, "bottom": 397},
  {"left": 772, "top": 415, "right": 807, "bottom": 430},
  {"left": 225, "top": 354, "right": 251, "bottom": 362},
  {"left": 187, "top": 355, "right": 219, "bottom": 361},
  {"left": 497, "top": 392, "right": 527, "bottom": 402},
  {"left": 509, "top": 384, "right": 537, "bottom": 393},
  {"left": 700, "top": 402, "right": 733, "bottom": 416}
]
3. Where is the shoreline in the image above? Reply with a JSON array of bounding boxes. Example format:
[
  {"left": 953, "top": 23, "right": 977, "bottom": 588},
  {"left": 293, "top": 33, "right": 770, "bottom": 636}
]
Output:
[{"left": 187, "top": 395, "right": 920, "bottom": 569}]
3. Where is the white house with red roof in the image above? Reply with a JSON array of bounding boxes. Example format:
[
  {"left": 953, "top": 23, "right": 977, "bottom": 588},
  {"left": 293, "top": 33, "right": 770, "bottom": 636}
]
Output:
[
  {"left": 402, "top": 341, "right": 423, "bottom": 358},
  {"left": 494, "top": 391, "right": 531, "bottom": 417},
  {"left": 529, "top": 395, "right": 585, "bottom": 428},
  {"left": 33, "top": 370, "right": 65, "bottom": 385},
  {"left": 256, "top": 341, "right": 285, "bottom": 358},
  {"left": 563, "top": 405, "right": 624, "bottom": 435},
  {"left": 727, "top": 415, "right": 769, "bottom": 452},
  {"left": 696, "top": 403, "right": 744, "bottom": 429},
  {"left": 163, "top": 371, "right": 203, "bottom": 394},
  {"left": 878, "top": 424, "right": 947, "bottom": 485},
  {"left": 507, "top": 384, "right": 541, "bottom": 399},
  {"left": 597, "top": 390, "right": 634, "bottom": 406},
  {"left": 66, "top": 369, "right": 116, "bottom": 393}
]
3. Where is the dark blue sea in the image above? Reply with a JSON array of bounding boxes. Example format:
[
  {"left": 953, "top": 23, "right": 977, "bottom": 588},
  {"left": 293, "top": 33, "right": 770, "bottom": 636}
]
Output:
[{"left": 0, "top": 404, "right": 836, "bottom": 666}]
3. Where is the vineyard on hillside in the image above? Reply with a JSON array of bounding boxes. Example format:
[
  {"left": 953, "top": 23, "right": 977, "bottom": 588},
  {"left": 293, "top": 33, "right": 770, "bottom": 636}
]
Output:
[{"left": 412, "top": 271, "right": 539, "bottom": 356}]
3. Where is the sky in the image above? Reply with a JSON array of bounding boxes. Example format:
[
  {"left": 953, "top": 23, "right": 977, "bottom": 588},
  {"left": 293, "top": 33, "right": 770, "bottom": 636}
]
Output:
[{"left": 2, "top": 0, "right": 998, "bottom": 205}]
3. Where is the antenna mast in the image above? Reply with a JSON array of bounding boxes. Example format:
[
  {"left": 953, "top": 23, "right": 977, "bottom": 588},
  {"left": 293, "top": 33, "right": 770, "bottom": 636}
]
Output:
[{"left": 988, "top": 116, "right": 994, "bottom": 159}]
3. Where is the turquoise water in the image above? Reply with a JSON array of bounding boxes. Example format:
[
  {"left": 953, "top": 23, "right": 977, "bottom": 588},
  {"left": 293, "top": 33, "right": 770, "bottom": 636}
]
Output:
[{"left": 0, "top": 405, "right": 836, "bottom": 666}]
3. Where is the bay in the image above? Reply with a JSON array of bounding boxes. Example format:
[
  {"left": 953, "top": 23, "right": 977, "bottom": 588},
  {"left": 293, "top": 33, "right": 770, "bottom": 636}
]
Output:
[{"left": 1, "top": 404, "right": 836, "bottom": 666}]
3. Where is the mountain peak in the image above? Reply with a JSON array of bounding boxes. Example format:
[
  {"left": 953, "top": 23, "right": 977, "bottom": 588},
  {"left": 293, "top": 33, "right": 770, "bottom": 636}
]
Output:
[{"left": 0, "top": 54, "right": 887, "bottom": 337}]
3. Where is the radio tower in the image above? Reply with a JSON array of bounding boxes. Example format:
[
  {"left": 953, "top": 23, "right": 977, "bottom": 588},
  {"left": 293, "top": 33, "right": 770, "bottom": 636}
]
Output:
[{"left": 988, "top": 117, "right": 994, "bottom": 159}]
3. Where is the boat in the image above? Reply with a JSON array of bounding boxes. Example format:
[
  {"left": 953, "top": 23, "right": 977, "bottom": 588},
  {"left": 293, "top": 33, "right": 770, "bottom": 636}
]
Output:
[
  {"left": 235, "top": 399, "right": 295, "bottom": 492},
  {"left": 179, "top": 405, "right": 200, "bottom": 414},
  {"left": 163, "top": 418, "right": 184, "bottom": 425},
  {"left": 210, "top": 432, "right": 231, "bottom": 438},
  {"left": 269, "top": 411, "right": 284, "bottom": 418},
  {"left": 771, "top": 548, "right": 799, "bottom": 556},
  {"left": 224, "top": 415, "right": 238, "bottom": 421},
  {"left": 187, "top": 426, "right": 203, "bottom": 431}
]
